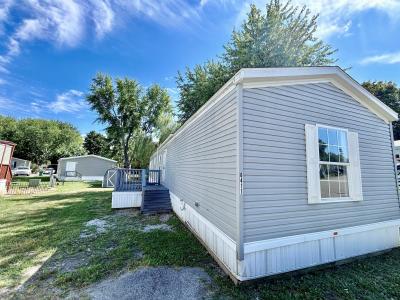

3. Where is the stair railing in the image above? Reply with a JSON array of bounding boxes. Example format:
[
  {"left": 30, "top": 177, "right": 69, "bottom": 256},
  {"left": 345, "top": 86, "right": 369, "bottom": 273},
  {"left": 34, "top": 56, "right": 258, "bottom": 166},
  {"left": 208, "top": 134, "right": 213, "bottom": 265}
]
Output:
[{"left": 147, "top": 169, "right": 161, "bottom": 185}]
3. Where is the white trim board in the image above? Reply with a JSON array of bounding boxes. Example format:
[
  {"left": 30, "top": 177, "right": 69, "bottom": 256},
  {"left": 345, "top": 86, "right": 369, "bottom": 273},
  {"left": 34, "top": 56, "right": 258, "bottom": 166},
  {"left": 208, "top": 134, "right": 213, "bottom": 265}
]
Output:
[{"left": 244, "top": 219, "right": 400, "bottom": 253}]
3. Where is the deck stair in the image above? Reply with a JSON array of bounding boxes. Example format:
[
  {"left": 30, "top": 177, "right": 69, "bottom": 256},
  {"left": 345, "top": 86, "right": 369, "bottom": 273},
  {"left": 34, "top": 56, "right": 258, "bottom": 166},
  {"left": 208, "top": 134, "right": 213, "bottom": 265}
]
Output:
[{"left": 141, "top": 185, "right": 172, "bottom": 214}]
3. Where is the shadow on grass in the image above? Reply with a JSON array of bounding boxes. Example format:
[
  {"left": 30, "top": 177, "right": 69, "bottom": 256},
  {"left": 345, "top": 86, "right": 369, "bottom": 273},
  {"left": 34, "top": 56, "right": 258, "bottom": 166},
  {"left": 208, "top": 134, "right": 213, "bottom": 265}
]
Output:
[{"left": 0, "top": 188, "right": 112, "bottom": 294}]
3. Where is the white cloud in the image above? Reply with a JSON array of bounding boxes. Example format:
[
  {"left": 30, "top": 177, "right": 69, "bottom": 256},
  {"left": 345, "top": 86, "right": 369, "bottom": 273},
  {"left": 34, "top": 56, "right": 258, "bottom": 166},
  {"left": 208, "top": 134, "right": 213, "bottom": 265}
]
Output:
[
  {"left": 0, "top": 0, "right": 202, "bottom": 72},
  {"left": 48, "top": 89, "right": 87, "bottom": 113},
  {"left": 360, "top": 51, "right": 400, "bottom": 65},
  {"left": 205, "top": 0, "right": 400, "bottom": 39},
  {"left": 291, "top": 0, "right": 400, "bottom": 38},
  {"left": 0, "top": 96, "right": 14, "bottom": 109},
  {"left": 115, "top": 0, "right": 200, "bottom": 27}
]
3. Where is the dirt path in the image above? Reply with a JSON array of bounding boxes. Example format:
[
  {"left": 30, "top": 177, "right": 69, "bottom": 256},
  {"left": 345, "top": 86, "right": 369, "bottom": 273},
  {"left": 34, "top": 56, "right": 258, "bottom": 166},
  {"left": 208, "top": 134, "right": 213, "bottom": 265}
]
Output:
[{"left": 84, "top": 267, "right": 213, "bottom": 300}]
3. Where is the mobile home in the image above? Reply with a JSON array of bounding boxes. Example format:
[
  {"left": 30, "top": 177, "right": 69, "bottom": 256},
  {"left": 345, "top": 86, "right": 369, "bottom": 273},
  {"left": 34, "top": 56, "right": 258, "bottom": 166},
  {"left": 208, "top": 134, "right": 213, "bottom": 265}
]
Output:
[
  {"left": 57, "top": 155, "right": 117, "bottom": 181},
  {"left": 11, "top": 157, "right": 31, "bottom": 169},
  {"left": 149, "top": 67, "right": 400, "bottom": 281}
]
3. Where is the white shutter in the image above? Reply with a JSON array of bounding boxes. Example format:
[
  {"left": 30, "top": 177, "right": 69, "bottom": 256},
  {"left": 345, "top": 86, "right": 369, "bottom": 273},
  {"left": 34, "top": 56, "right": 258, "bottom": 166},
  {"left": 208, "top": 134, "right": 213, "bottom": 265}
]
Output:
[
  {"left": 305, "top": 124, "right": 321, "bottom": 204},
  {"left": 348, "top": 131, "right": 363, "bottom": 201}
]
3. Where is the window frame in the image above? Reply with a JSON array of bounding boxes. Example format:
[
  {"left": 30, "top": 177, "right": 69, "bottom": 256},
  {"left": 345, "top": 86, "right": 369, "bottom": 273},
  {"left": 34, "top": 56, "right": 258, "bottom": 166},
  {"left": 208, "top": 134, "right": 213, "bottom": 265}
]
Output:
[{"left": 316, "top": 124, "right": 353, "bottom": 203}]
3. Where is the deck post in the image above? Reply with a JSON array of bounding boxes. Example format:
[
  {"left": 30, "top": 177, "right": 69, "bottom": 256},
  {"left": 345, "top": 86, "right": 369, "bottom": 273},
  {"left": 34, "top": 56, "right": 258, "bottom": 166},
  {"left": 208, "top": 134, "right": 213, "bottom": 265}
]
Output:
[
  {"left": 142, "top": 169, "right": 147, "bottom": 188},
  {"left": 115, "top": 169, "right": 121, "bottom": 191}
]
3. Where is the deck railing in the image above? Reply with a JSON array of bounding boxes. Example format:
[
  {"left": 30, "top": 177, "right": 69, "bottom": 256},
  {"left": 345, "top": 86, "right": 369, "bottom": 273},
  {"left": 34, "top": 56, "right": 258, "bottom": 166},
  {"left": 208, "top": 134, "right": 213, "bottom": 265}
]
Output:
[{"left": 114, "top": 168, "right": 161, "bottom": 191}]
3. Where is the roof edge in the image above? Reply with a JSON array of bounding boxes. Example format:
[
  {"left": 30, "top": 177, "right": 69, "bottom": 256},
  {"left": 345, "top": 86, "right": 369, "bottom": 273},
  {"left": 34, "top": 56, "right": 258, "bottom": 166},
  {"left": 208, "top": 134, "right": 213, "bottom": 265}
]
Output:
[
  {"left": 152, "top": 66, "right": 398, "bottom": 159},
  {"left": 58, "top": 154, "right": 117, "bottom": 163}
]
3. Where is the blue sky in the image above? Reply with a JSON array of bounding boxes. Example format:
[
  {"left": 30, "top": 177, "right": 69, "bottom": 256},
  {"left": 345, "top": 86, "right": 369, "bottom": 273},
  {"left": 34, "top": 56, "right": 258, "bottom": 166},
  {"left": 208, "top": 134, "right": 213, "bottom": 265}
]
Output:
[{"left": 0, "top": 0, "right": 400, "bottom": 135}]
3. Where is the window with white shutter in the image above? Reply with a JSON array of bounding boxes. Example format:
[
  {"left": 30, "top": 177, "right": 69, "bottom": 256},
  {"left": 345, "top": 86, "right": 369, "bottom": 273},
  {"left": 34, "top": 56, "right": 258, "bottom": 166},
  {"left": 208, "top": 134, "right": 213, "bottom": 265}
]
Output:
[{"left": 306, "top": 124, "right": 363, "bottom": 203}]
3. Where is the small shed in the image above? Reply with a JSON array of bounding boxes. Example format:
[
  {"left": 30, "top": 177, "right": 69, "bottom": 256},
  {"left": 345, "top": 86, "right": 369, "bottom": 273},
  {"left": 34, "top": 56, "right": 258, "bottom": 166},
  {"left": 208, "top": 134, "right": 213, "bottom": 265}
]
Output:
[
  {"left": 11, "top": 157, "right": 31, "bottom": 169},
  {"left": 0, "top": 140, "right": 16, "bottom": 194},
  {"left": 57, "top": 155, "right": 117, "bottom": 181},
  {"left": 150, "top": 67, "right": 400, "bottom": 282}
]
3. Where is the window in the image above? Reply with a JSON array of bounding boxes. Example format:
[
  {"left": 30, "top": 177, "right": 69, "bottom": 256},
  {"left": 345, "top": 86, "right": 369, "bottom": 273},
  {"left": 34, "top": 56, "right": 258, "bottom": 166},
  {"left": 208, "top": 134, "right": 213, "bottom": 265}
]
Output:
[
  {"left": 305, "top": 124, "right": 363, "bottom": 204},
  {"left": 318, "top": 127, "right": 349, "bottom": 199}
]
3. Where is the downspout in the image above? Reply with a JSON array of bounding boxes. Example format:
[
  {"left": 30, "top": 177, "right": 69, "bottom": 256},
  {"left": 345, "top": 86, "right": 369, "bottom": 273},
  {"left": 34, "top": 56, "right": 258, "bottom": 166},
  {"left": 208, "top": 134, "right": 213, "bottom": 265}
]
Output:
[
  {"left": 389, "top": 123, "right": 400, "bottom": 207},
  {"left": 236, "top": 82, "right": 244, "bottom": 261}
]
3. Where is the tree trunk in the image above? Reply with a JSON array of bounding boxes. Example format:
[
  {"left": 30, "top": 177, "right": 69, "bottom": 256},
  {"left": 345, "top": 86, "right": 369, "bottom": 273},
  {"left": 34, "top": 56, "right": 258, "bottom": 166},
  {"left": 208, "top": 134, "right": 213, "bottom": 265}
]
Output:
[{"left": 123, "top": 141, "right": 130, "bottom": 168}]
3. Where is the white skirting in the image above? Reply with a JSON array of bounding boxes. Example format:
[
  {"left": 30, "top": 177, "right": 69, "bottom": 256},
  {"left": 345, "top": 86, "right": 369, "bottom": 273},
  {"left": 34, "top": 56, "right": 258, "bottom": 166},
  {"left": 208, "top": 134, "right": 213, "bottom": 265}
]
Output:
[
  {"left": 81, "top": 176, "right": 104, "bottom": 181},
  {"left": 238, "top": 220, "right": 400, "bottom": 280},
  {"left": 170, "top": 191, "right": 400, "bottom": 281},
  {"left": 112, "top": 191, "right": 142, "bottom": 208},
  {"left": 170, "top": 192, "right": 238, "bottom": 275},
  {"left": 58, "top": 176, "right": 104, "bottom": 182}
]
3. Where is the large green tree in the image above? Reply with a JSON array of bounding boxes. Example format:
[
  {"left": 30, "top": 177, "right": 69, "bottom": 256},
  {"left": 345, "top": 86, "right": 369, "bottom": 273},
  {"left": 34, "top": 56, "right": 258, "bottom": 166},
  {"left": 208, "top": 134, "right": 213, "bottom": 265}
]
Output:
[
  {"left": 177, "top": 0, "right": 337, "bottom": 123},
  {"left": 87, "top": 74, "right": 172, "bottom": 168},
  {"left": 0, "top": 116, "right": 84, "bottom": 164},
  {"left": 362, "top": 81, "right": 400, "bottom": 139},
  {"left": 83, "top": 131, "right": 108, "bottom": 156}
]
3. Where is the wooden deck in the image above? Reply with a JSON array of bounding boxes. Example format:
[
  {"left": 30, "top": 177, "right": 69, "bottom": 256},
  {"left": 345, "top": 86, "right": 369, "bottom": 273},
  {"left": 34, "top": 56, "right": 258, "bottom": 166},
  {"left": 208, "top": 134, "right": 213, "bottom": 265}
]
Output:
[{"left": 111, "top": 169, "right": 171, "bottom": 213}]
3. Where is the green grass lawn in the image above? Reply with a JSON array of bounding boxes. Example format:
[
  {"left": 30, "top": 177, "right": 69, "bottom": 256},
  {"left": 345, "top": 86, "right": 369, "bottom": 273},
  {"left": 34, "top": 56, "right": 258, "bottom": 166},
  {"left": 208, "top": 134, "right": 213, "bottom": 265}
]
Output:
[{"left": 1, "top": 182, "right": 400, "bottom": 299}]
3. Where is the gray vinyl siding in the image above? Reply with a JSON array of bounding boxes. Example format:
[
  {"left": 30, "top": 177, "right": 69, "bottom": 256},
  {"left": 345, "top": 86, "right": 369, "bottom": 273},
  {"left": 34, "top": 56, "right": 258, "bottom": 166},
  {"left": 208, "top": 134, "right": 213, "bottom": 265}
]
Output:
[
  {"left": 242, "top": 82, "right": 400, "bottom": 243},
  {"left": 154, "top": 89, "right": 238, "bottom": 241},
  {"left": 58, "top": 156, "right": 116, "bottom": 177}
]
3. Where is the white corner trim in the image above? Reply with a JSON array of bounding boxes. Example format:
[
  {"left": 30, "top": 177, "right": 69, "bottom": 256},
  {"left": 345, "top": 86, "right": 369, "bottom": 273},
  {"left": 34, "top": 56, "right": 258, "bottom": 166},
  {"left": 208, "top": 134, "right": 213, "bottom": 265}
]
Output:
[{"left": 244, "top": 219, "right": 400, "bottom": 254}]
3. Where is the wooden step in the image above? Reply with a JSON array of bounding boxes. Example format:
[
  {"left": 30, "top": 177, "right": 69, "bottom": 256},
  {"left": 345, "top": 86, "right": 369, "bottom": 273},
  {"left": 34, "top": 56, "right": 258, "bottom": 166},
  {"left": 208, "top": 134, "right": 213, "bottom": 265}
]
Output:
[{"left": 141, "top": 185, "right": 172, "bottom": 214}]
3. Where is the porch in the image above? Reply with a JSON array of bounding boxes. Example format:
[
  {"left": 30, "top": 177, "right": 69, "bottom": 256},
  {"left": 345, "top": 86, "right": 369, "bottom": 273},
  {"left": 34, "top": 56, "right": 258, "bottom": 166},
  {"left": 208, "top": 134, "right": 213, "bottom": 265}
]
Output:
[{"left": 111, "top": 169, "right": 171, "bottom": 214}]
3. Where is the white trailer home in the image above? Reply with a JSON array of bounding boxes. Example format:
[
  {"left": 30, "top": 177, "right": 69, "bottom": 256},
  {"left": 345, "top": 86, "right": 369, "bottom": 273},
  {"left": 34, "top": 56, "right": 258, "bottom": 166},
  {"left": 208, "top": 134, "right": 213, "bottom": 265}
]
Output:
[
  {"left": 149, "top": 67, "right": 400, "bottom": 282},
  {"left": 57, "top": 155, "right": 117, "bottom": 181}
]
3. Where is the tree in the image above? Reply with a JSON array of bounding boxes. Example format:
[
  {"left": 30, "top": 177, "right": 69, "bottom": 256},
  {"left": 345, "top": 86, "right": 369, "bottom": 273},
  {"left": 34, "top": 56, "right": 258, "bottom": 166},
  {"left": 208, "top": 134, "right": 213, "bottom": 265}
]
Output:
[
  {"left": 0, "top": 116, "right": 84, "bottom": 164},
  {"left": 128, "top": 130, "right": 156, "bottom": 168},
  {"left": 83, "top": 131, "right": 108, "bottom": 156},
  {"left": 176, "top": 61, "right": 231, "bottom": 123},
  {"left": 154, "top": 112, "right": 179, "bottom": 144},
  {"left": 87, "top": 74, "right": 171, "bottom": 168},
  {"left": 176, "top": 0, "right": 337, "bottom": 123},
  {"left": 362, "top": 81, "right": 400, "bottom": 139}
]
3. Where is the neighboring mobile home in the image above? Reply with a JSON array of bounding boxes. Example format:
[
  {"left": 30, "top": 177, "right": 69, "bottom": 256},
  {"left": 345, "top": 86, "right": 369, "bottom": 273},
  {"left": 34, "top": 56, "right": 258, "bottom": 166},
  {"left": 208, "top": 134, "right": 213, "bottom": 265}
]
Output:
[
  {"left": 57, "top": 155, "right": 117, "bottom": 181},
  {"left": 0, "top": 140, "right": 16, "bottom": 194},
  {"left": 11, "top": 157, "right": 31, "bottom": 169},
  {"left": 149, "top": 67, "right": 400, "bottom": 282}
]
